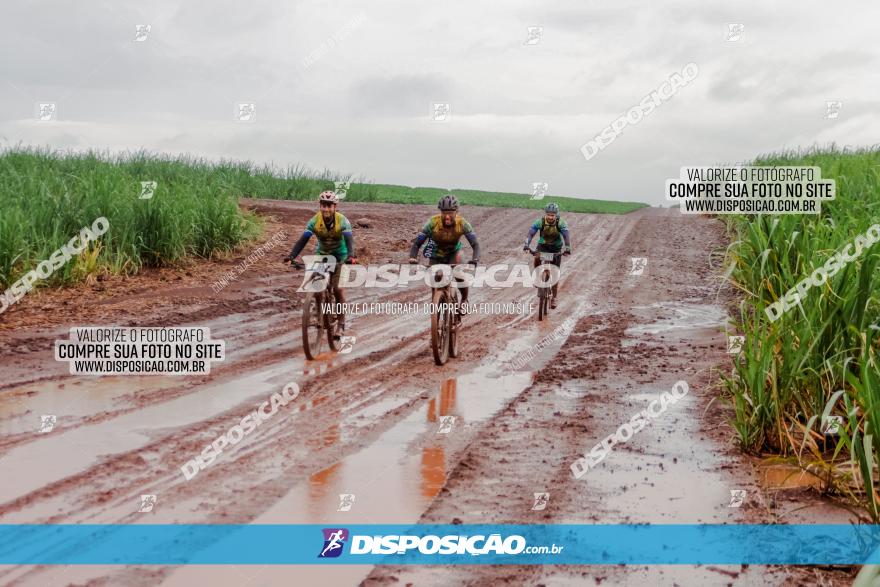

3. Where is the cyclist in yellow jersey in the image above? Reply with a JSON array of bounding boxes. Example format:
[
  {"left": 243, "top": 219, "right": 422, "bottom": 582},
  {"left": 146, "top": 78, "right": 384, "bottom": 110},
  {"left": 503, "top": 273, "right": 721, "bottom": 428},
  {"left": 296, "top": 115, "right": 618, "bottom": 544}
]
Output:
[
  {"left": 409, "top": 194, "right": 480, "bottom": 306},
  {"left": 523, "top": 202, "right": 571, "bottom": 309},
  {"left": 283, "top": 190, "right": 358, "bottom": 333}
]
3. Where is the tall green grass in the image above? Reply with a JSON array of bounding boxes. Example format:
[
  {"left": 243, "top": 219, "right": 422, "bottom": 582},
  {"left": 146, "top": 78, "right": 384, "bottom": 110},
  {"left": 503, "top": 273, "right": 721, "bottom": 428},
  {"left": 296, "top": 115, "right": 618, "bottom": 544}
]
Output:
[
  {"left": 0, "top": 147, "right": 646, "bottom": 291},
  {"left": 0, "top": 148, "right": 264, "bottom": 288},
  {"left": 723, "top": 145, "right": 880, "bottom": 517}
]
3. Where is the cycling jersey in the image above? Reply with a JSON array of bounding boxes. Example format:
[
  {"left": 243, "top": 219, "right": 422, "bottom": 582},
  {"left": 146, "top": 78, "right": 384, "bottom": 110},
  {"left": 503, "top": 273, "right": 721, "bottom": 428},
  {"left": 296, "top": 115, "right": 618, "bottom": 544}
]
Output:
[
  {"left": 411, "top": 214, "right": 478, "bottom": 260},
  {"left": 524, "top": 216, "right": 570, "bottom": 249},
  {"left": 288, "top": 212, "right": 354, "bottom": 262}
]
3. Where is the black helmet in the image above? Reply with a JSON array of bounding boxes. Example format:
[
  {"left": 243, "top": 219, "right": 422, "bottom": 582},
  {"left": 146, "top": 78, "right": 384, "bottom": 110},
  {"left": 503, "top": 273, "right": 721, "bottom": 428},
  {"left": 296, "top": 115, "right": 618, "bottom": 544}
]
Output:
[
  {"left": 438, "top": 194, "right": 459, "bottom": 211},
  {"left": 544, "top": 202, "right": 560, "bottom": 214}
]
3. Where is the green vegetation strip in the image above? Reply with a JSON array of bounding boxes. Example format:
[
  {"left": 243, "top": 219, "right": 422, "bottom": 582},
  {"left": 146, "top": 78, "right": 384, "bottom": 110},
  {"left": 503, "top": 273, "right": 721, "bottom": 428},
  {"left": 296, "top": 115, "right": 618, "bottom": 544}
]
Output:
[
  {"left": 0, "top": 148, "right": 261, "bottom": 288},
  {"left": 723, "top": 146, "right": 880, "bottom": 518},
  {"left": 361, "top": 185, "right": 647, "bottom": 215},
  {"left": 0, "top": 148, "right": 645, "bottom": 290}
]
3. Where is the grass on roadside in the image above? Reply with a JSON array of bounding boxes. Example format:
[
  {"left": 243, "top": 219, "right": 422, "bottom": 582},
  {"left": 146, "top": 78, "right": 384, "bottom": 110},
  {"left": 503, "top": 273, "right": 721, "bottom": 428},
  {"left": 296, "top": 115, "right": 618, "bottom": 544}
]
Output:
[
  {"left": 722, "top": 145, "right": 880, "bottom": 518},
  {"left": 361, "top": 184, "right": 647, "bottom": 215},
  {"left": 0, "top": 147, "right": 646, "bottom": 293},
  {"left": 0, "top": 148, "right": 261, "bottom": 289}
]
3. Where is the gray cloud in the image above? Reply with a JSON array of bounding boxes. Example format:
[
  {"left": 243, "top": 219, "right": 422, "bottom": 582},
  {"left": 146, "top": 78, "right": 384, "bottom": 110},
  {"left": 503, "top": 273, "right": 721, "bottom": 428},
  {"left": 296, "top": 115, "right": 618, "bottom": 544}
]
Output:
[
  {"left": 348, "top": 74, "right": 454, "bottom": 117},
  {"left": 1, "top": 0, "right": 879, "bottom": 205}
]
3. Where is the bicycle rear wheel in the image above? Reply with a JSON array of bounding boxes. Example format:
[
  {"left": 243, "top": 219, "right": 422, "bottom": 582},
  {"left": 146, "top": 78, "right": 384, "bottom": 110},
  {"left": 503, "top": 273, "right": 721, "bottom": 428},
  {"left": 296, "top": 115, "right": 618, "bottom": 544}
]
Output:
[
  {"left": 302, "top": 293, "right": 324, "bottom": 360},
  {"left": 431, "top": 289, "right": 450, "bottom": 365},
  {"left": 537, "top": 262, "right": 551, "bottom": 321}
]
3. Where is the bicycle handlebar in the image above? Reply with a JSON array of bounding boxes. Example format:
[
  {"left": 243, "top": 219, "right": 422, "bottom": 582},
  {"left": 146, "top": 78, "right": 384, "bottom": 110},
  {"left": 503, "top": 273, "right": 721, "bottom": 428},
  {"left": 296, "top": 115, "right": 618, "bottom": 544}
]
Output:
[
  {"left": 286, "top": 258, "right": 354, "bottom": 271},
  {"left": 527, "top": 248, "right": 564, "bottom": 258}
]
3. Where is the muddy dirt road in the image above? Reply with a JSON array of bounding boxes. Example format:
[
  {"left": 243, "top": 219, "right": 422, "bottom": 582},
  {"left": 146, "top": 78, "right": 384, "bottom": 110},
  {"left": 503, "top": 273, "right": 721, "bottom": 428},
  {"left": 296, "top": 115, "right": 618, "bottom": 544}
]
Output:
[{"left": 0, "top": 201, "right": 853, "bottom": 586}]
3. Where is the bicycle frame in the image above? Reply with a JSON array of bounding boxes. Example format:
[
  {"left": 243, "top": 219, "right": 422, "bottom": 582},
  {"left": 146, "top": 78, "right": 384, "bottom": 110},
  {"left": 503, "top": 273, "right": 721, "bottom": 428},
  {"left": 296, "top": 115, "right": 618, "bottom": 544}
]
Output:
[
  {"left": 296, "top": 261, "right": 343, "bottom": 360},
  {"left": 528, "top": 248, "right": 562, "bottom": 321}
]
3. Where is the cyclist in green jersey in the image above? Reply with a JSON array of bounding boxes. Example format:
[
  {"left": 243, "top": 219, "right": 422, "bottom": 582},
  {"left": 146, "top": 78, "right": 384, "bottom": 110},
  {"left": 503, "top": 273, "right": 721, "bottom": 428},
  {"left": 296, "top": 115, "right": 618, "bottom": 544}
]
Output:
[
  {"left": 283, "top": 190, "right": 358, "bottom": 332},
  {"left": 409, "top": 194, "right": 480, "bottom": 307},
  {"left": 522, "top": 202, "right": 571, "bottom": 308}
]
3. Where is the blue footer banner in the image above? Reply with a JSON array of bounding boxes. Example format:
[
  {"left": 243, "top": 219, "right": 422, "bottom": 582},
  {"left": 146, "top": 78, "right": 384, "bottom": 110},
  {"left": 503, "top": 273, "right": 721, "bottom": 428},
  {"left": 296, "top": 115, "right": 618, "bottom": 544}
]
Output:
[{"left": 0, "top": 524, "right": 877, "bottom": 565}]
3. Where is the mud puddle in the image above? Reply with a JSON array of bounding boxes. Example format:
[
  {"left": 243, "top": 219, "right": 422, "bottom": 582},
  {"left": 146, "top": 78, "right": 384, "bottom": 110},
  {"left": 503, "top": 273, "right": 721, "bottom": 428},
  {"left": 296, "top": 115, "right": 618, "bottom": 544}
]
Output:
[
  {"left": 248, "top": 311, "right": 589, "bottom": 522},
  {"left": 176, "top": 371, "right": 531, "bottom": 587},
  {"left": 0, "top": 378, "right": 166, "bottom": 433},
  {"left": 625, "top": 301, "right": 728, "bottom": 337},
  {"left": 759, "top": 463, "right": 825, "bottom": 491},
  {"left": 581, "top": 301, "right": 738, "bottom": 522},
  {"left": 0, "top": 365, "right": 294, "bottom": 507},
  {"left": 254, "top": 369, "right": 533, "bottom": 525}
]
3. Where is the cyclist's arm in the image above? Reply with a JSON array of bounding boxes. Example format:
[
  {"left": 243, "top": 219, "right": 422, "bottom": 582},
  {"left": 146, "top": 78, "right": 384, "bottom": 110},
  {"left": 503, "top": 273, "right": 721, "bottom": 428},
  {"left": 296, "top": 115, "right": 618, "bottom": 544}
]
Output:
[
  {"left": 560, "top": 220, "right": 571, "bottom": 251},
  {"left": 341, "top": 217, "right": 356, "bottom": 258},
  {"left": 464, "top": 231, "right": 480, "bottom": 262},
  {"left": 523, "top": 225, "right": 539, "bottom": 249},
  {"left": 409, "top": 232, "right": 429, "bottom": 258},
  {"left": 343, "top": 231, "right": 355, "bottom": 258},
  {"left": 287, "top": 230, "right": 314, "bottom": 259}
]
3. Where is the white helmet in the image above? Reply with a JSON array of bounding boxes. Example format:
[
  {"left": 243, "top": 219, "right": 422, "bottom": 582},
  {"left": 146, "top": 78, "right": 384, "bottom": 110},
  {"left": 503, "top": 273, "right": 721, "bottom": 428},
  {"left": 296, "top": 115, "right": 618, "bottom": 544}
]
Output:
[{"left": 319, "top": 190, "right": 339, "bottom": 204}]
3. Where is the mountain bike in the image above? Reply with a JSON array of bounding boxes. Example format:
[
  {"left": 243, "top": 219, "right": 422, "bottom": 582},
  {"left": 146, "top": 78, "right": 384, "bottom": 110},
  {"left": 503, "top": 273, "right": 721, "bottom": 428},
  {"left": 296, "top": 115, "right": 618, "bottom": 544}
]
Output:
[
  {"left": 529, "top": 249, "right": 563, "bottom": 321},
  {"left": 426, "top": 263, "right": 463, "bottom": 366},
  {"left": 291, "top": 258, "right": 350, "bottom": 360}
]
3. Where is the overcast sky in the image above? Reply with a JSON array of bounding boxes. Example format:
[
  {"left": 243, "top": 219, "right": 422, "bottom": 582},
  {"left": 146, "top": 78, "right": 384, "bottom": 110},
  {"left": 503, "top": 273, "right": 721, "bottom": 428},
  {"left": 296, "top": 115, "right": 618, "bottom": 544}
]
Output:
[{"left": 2, "top": 0, "right": 879, "bottom": 205}]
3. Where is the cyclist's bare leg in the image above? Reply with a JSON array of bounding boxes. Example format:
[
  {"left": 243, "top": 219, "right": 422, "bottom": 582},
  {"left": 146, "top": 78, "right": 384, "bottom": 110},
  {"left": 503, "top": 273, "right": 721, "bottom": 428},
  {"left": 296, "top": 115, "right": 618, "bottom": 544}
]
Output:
[
  {"left": 428, "top": 257, "right": 441, "bottom": 301},
  {"left": 452, "top": 250, "right": 467, "bottom": 306}
]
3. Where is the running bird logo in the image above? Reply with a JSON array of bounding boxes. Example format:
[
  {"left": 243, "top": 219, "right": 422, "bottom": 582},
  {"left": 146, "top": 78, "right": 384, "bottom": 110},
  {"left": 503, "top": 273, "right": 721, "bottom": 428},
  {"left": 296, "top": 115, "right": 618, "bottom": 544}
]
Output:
[
  {"left": 334, "top": 181, "right": 351, "bottom": 200},
  {"left": 39, "top": 414, "right": 57, "bottom": 433},
  {"left": 822, "top": 415, "right": 843, "bottom": 435},
  {"left": 298, "top": 255, "right": 337, "bottom": 293},
  {"left": 728, "top": 490, "right": 746, "bottom": 508},
  {"left": 431, "top": 103, "right": 450, "bottom": 122},
  {"left": 824, "top": 101, "right": 842, "bottom": 120},
  {"left": 237, "top": 103, "right": 256, "bottom": 122},
  {"left": 531, "top": 182, "right": 549, "bottom": 200},
  {"left": 727, "top": 335, "right": 745, "bottom": 354},
  {"left": 523, "top": 26, "right": 543, "bottom": 46},
  {"left": 338, "top": 336, "right": 356, "bottom": 354},
  {"left": 531, "top": 492, "right": 550, "bottom": 510},
  {"left": 337, "top": 494, "right": 356, "bottom": 511},
  {"left": 629, "top": 257, "right": 647, "bottom": 276},
  {"left": 726, "top": 23, "right": 744, "bottom": 42},
  {"left": 134, "top": 24, "right": 151, "bottom": 42},
  {"left": 319, "top": 528, "right": 349, "bottom": 558},
  {"left": 437, "top": 415, "right": 456, "bottom": 434},
  {"left": 138, "top": 494, "right": 157, "bottom": 513},
  {"left": 140, "top": 181, "right": 157, "bottom": 200},
  {"left": 37, "top": 103, "right": 56, "bottom": 121}
]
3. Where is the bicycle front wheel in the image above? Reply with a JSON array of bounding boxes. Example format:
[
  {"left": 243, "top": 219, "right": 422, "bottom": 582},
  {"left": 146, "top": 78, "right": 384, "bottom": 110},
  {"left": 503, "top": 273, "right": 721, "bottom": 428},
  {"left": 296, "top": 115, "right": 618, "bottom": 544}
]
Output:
[
  {"left": 302, "top": 293, "right": 324, "bottom": 360},
  {"left": 449, "top": 293, "right": 460, "bottom": 358},
  {"left": 431, "top": 289, "right": 450, "bottom": 365},
  {"left": 325, "top": 290, "right": 341, "bottom": 352}
]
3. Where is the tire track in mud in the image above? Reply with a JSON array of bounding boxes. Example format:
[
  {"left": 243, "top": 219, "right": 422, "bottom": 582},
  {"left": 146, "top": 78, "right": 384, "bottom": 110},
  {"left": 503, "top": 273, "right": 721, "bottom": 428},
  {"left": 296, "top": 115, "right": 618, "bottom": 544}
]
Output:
[
  {"left": 0, "top": 201, "right": 638, "bottom": 586},
  {"left": 361, "top": 210, "right": 851, "bottom": 587},
  {"left": 0, "top": 203, "right": 850, "bottom": 587}
]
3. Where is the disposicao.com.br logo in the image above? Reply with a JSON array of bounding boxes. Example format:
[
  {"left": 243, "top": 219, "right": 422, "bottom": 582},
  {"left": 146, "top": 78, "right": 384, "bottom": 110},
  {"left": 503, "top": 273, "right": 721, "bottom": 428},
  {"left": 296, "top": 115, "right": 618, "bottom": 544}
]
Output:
[
  {"left": 299, "top": 257, "right": 562, "bottom": 292},
  {"left": 318, "top": 528, "right": 349, "bottom": 558},
  {"left": 317, "top": 528, "right": 563, "bottom": 558}
]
